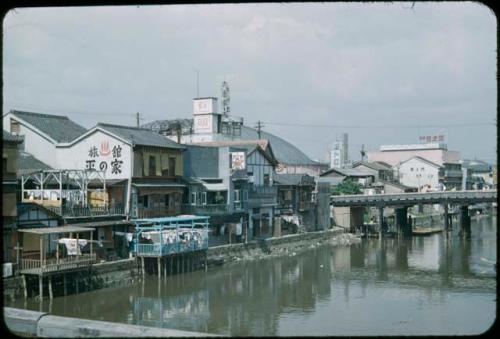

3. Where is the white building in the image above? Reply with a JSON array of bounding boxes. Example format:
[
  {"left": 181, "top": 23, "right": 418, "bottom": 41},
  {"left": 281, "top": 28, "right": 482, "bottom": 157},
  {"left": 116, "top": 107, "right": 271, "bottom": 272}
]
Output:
[
  {"left": 330, "top": 133, "right": 349, "bottom": 169},
  {"left": 396, "top": 156, "right": 442, "bottom": 191}
]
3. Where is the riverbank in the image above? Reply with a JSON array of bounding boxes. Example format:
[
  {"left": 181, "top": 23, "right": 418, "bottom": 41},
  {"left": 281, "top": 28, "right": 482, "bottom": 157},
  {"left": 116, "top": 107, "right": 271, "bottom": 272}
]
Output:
[
  {"left": 207, "top": 227, "right": 359, "bottom": 264},
  {"left": 3, "top": 227, "right": 353, "bottom": 302}
]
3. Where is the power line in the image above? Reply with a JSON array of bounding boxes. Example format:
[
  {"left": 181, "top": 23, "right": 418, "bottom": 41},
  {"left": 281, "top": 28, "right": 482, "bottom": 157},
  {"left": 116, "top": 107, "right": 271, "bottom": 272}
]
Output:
[{"left": 263, "top": 121, "right": 493, "bottom": 129}]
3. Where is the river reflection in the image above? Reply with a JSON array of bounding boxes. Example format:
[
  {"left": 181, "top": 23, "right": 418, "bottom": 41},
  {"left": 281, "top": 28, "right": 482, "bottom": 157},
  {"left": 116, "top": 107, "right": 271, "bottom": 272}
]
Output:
[{"left": 7, "top": 216, "right": 496, "bottom": 336}]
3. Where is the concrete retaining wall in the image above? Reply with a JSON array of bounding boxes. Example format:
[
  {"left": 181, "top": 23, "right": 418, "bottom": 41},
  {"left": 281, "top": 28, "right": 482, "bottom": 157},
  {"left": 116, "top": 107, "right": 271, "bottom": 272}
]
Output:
[
  {"left": 4, "top": 307, "right": 219, "bottom": 337},
  {"left": 207, "top": 228, "right": 345, "bottom": 262}
]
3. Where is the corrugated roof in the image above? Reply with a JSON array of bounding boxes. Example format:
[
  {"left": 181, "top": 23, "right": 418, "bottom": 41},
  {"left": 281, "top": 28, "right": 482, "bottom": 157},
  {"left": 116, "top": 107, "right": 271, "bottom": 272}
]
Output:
[
  {"left": 3, "top": 130, "right": 24, "bottom": 143},
  {"left": 461, "top": 159, "right": 491, "bottom": 172},
  {"left": 17, "top": 151, "right": 53, "bottom": 177},
  {"left": 97, "top": 123, "right": 185, "bottom": 149},
  {"left": 317, "top": 177, "right": 345, "bottom": 185},
  {"left": 10, "top": 110, "right": 87, "bottom": 143},
  {"left": 240, "top": 126, "right": 316, "bottom": 165}
]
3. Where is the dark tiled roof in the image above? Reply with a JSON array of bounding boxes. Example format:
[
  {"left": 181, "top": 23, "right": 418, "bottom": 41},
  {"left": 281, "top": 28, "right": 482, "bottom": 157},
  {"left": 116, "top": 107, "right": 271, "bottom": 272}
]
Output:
[
  {"left": 97, "top": 123, "right": 185, "bottom": 149},
  {"left": 10, "top": 110, "right": 87, "bottom": 143},
  {"left": 3, "top": 130, "right": 24, "bottom": 143},
  {"left": 17, "top": 151, "right": 53, "bottom": 177}
]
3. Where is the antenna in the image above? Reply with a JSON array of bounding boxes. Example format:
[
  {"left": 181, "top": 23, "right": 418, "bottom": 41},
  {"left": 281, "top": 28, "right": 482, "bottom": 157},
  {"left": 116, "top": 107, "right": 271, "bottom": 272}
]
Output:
[
  {"left": 196, "top": 70, "right": 200, "bottom": 98},
  {"left": 255, "top": 120, "right": 265, "bottom": 139}
]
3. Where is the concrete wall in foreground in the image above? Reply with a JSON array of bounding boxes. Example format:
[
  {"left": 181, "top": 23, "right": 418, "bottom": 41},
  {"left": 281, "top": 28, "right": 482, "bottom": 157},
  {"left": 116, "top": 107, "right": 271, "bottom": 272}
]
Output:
[{"left": 3, "top": 307, "right": 219, "bottom": 337}]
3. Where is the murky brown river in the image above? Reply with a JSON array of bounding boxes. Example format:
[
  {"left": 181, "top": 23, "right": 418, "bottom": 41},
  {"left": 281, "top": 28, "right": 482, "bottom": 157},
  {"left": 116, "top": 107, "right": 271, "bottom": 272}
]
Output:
[{"left": 7, "top": 216, "right": 496, "bottom": 336}]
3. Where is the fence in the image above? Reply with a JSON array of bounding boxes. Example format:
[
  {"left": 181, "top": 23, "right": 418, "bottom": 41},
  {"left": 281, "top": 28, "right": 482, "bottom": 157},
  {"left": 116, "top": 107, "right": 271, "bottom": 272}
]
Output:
[{"left": 19, "top": 254, "right": 96, "bottom": 274}]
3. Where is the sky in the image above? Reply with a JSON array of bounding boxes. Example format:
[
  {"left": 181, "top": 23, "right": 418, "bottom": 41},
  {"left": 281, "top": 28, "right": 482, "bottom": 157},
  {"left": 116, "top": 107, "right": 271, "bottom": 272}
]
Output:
[{"left": 2, "top": 2, "right": 497, "bottom": 163}]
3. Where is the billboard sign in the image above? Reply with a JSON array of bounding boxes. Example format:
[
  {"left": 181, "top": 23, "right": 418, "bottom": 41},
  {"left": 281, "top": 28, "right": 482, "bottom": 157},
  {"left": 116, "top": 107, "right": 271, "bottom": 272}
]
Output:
[{"left": 231, "top": 152, "right": 246, "bottom": 170}]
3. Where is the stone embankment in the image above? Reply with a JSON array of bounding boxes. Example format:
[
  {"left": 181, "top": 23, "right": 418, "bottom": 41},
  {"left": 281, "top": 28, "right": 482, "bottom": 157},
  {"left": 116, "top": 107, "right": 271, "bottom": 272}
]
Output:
[{"left": 207, "top": 227, "right": 360, "bottom": 264}]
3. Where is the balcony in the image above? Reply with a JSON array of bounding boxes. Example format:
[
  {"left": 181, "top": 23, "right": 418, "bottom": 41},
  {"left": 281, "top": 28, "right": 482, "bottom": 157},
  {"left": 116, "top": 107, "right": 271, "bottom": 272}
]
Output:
[
  {"left": 248, "top": 186, "right": 277, "bottom": 208},
  {"left": 183, "top": 204, "right": 230, "bottom": 215},
  {"left": 45, "top": 204, "right": 125, "bottom": 218},
  {"left": 19, "top": 253, "right": 96, "bottom": 275}
]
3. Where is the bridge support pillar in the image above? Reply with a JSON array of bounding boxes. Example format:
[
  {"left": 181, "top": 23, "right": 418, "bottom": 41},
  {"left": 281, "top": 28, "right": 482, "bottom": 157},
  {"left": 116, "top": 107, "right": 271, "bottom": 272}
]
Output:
[
  {"left": 378, "top": 206, "right": 385, "bottom": 236},
  {"left": 395, "top": 207, "right": 410, "bottom": 237},
  {"left": 460, "top": 205, "right": 471, "bottom": 239},
  {"left": 443, "top": 204, "right": 450, "bottom": 232}
]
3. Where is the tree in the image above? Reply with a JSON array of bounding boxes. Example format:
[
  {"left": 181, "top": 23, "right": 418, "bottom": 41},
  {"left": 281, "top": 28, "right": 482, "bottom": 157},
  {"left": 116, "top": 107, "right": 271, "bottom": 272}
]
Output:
[{"left": 331, "top": 179, "right": 362, "bottom": 195}]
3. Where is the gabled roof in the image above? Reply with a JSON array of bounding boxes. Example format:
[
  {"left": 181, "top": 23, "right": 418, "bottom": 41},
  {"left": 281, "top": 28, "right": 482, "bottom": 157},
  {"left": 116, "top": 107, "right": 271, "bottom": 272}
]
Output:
[
  {"left": 320, "top": 167, "right": 374, "bottom": 178},
  {"left": 8, "top": 110, "right": 87, "bottom": 143},
  {"left": 3, "top": 130, "right": 24, "bottom": 144},
  {"left": 399, "top": 156, "right": 442, "bottom": 168},
  {"left": 191, "top": 139, "right": 278, "bottom": 166},
  {"left": 376, "top": 180, "right": 418, "bottom": 191},
  {"left": 352, "top": 161, "right": 392, "bottom": 171},
  {"left": 460, "top": 159, "right": 491, "bottom": 172},
  {"left": 96, "top": 123, "right": 185, "bottom": 149}
]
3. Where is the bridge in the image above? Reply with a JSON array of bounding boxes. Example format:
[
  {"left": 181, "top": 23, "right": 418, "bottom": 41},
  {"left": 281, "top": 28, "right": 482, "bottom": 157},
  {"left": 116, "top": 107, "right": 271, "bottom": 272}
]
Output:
[
  {"left": 330, "top": 190, "right": 497, "bottom": 207},
  {"left": 330, "top": 190, "right": 497, "bottom": 238}
]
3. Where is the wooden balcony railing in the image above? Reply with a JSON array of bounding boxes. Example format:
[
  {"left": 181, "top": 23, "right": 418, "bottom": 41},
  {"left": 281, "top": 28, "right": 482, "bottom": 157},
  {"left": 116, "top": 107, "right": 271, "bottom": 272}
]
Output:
[
  {"left": 45, "top": 204, "right": 125, "bottom": 218},
  {"left": 19, "top": 254, "right": 96, "bottom": 274}
]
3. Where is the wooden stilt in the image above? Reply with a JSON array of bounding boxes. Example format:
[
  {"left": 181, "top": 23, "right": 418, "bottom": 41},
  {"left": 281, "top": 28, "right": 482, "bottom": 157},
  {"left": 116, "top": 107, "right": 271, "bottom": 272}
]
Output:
[
  {"left": 157, "top": 257, "right": 161, "bottom": 278},
  {"left": 76, "top": 275, "right": 79, "bottom": 294},
  {"left": 22, "top": 274, "right": 27, "bottom": 299},
  {"left": 177, "top": 256, "right": 180, "bottom": 275},
  {"left": 48, "top": 276, "right": 53, "bottom": 299},
  {"left": 163, "top": 258, "right": 167, "bottom": 277},
  {"left": 141, "top": 257, "right": 145, "bottom": 277},
  {"left": 63, "top": 274, "right": 67, "bottom": 296},
  {"left": 205, "top": 252, "right": 208, "bottom": 272},
  {"left": 39, "top": 275, "right": 43, "bottom": 300}
]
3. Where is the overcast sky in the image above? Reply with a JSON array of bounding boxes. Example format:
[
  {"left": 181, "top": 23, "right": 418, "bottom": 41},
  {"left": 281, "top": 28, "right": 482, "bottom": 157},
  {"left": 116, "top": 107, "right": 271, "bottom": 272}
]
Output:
[{"left": 3, "top": 2, "right": 497, "bottom": 163}]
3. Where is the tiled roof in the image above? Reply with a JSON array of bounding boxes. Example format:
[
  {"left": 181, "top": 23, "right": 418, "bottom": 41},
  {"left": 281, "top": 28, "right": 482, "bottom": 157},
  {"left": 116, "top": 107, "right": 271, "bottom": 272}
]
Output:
[
  {"left": 352, "top": 161, "right": 392, "bottom": 171},
  {"left": 17, "top": 151, "right": 53, "bottom": 177},
  {"left": 9, "top": 110, "right": 87, "bottom": 143},
  {"left": 460, "top": 159, "right": 491, "bottom": 172},
  {"left": 3, "top": 130, "right": 24, "bottom": 143},
  {"left": 97, "top": 123, "right": 185, "bottom": 149}
]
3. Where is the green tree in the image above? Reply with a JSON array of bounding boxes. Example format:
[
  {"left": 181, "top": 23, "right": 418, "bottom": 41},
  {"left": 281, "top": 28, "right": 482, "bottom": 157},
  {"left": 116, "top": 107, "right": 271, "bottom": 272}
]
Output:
[{"left": 331, "top": 179, "right": 362, "bottom": 195}]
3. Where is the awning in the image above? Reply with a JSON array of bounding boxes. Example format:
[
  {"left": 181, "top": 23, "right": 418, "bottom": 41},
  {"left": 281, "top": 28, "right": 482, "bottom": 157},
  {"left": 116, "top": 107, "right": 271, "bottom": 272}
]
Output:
[
  {"left": 133, "top": 182, "right": 186, "bottom": 196},
  {"left": 18, "top": 226, "right": 95, "bottom": 235},
  {"left": 132, "top": 183, "right": 186, "bottom": 188},
  {"left": 202, "top": 183, "right": 228, "bottom": 191}
]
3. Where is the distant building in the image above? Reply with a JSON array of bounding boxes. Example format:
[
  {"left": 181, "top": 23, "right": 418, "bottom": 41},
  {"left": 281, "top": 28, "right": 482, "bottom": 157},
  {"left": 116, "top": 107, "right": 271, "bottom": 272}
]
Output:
[
  {"left": 320, "top": 167, "right": 375, "bottom": 188},
  {"left": 396, "top": 156, "right": 442, "bottom": 191},
  {"left": 351, "top": 161, "right": 394, "bottom": 182},
  {"left": 460, "top": 159, "right": 494, "bottom": 189},
  {"left": 330, "top": 133, "right": 349, "bottom": 169},
  {"left": 368, "top": 142, "right": 462, "bottom": 190}
]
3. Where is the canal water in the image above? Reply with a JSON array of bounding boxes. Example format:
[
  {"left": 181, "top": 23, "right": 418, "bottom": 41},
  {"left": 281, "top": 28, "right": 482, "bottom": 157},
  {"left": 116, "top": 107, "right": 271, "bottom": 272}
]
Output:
[{"left": 7, "top": 216, "right": 496, "bottom": 336}]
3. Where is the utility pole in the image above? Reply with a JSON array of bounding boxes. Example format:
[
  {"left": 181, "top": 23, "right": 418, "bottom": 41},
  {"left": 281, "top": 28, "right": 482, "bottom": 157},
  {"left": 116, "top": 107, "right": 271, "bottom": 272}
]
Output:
[
  {"left": 136, "top": 112, "right": 140, "bottom": 127},
  {"left": 360, "top": 144, "right": 366, "bottom": 162},
  {"left": 255, "top": 120, "right": 264, "bottom": 139}
]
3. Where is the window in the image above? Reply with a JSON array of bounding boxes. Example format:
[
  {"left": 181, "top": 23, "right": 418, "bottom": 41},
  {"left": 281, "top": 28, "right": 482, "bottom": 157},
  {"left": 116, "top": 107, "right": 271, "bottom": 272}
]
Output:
[
  {"left": 190, "top": 192, "right": 197, "bottom": 205},
  {"left": 264, "top": 174, "right": 270, "bottom": 186},
  {"left": 410, "top": 167, "right": 414, "bottom": 172},
  {"left": 234, "top": 189, "right": 241, "bottom": 202},
  {"left": 143, "top": 195, "right": 149, "bottom": 208},
  {"left": 201, "top": 192, "right": 207, "bottom": 205},
  {"left": 169, "top": 157, "right": 176, "bottom": 176},
  {"left": 3, "top": 158, "right": 7, "bottom": 173},
  {"left": 421, "top": 167, "right": 425, "bottom": 171},
  {"left": 165, "top": 194, "right": 170, "bottom": 207},
  {"left": 10, "top": 119, "right": 20, "bottom": 135},
  {"left": 149, "top": 156, "right": 156, "bottom": 176}
]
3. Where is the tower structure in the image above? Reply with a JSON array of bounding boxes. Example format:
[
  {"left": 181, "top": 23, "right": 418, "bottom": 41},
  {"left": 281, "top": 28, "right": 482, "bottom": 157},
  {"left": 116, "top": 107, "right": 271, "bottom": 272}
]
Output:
[{"left": 221, "top": 80, "right": 230, "bottom": 117}]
